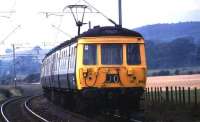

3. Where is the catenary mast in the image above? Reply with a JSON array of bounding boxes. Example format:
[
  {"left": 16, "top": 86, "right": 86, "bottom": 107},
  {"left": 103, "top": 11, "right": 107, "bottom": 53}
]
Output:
[{"left": 118, "top": 0, "right": 122, "bottom": 27}]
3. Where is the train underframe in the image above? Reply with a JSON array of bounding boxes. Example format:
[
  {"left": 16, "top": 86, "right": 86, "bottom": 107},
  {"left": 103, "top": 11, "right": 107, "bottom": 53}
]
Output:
[{"left": 43, "top": 87, "right": 144, "bottom": 116}]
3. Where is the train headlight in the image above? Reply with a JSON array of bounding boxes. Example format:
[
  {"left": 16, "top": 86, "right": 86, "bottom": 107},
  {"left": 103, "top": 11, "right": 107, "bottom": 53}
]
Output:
[
  {"left": 130, "top": 76, "right": 136, "bottom": 83},
  {"left": 82, "top": 68, "right": 88, "bottom": 78},
  {"left": 83, "top": 73, "right": 87, "bottom": 78},
  {"left": 127, "top": 69, "right": 133, "bottom": 76}
]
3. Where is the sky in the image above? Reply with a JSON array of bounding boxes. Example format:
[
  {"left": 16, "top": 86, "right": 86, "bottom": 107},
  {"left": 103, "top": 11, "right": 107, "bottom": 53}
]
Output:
[{"left": 0, "top": 0, "right": 200, "bottom": 53}]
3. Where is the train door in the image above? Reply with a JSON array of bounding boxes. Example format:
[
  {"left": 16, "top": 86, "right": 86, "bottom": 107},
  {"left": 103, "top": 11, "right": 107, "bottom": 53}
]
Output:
[
  {"left": 57, "top": 50, "right": 61, "bottom": 89},
  {"left": 68, "top": 43, "right": 77, "bottom": 89},
  {"left": 51, "top": 54, "right": 56, "bottom": 89},
  {"left": 53, "top": 51, "right": 60, "bottom": 89},
  {"left": 46, "top": 57, "right": 51, "bottom": 88},
  {"left": 43, "top": 60, "right": 47, "bottom": 88},
  {"left": 59, "top": 47, "right": 68, "bottom": 90}
]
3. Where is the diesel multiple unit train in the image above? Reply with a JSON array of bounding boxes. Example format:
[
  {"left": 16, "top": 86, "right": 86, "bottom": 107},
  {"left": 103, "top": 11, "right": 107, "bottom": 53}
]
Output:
[{"left": 40, "top": 26, "right": 147, "bottom": 114}]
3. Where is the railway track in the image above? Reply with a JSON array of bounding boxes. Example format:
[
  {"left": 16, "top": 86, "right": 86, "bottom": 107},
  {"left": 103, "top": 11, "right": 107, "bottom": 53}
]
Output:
[
  {"left": 25, "top": 96, "right": 49, "bottom": 122},
  {"left": 95, "top": 97, "right": 144, "bottom": 122},
  {"left": 101, "top": 112, "right": 143, "bottom": 122},
  {"left": 1, "top": 96, "right": 49, "bottom": 122},
  {"left": 1, "top": 95, "right": 143, "bottom": 122},
  {"left": 1, "top": 95, "right": 96, "bottom": 122}
]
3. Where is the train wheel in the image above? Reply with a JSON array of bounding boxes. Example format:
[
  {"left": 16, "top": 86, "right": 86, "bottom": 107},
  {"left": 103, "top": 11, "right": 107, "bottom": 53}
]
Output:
[
  {"left": 60, "top": 93, "right": 65, "bottom": 107},
  {"left": 75, "top": 98, "right": 85, "bottom": 113},
  {"left": 54, "top": 91, "right": 60, "bottom": 105},
  {"left": 51, "top": 90, "right": 55, "bottom": 102}
]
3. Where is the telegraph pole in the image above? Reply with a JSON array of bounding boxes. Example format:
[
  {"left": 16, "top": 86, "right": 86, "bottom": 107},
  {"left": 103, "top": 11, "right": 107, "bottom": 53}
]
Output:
[
  {"left": 118, "top": 0, "right": 122, "bottom": 27},
  {"left": 12, "top": 44, "right": 16, "bottom": 87}
]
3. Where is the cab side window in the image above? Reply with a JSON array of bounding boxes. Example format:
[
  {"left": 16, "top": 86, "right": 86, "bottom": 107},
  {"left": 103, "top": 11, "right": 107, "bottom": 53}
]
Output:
[
  {"left": 127, "top": 44, "right": 141, "bottom": 65},
  {"left": 83, "top": 44, "right": 97, "bottom": 65}
]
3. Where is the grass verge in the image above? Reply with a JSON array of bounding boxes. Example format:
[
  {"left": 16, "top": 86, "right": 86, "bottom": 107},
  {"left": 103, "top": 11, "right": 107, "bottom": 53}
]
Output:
[
  {"left": 145, "top": 102, "right": 200, "bottom": 122},
  {"left": 0, "top": 86, "right": 23, "bottom": 102}
]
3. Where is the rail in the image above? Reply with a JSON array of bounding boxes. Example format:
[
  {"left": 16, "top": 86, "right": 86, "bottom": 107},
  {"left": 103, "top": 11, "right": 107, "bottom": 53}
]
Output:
[
  {"left": 24, "top": 95, "right": 49, "bottom": 122},
  {"left": 1, "top": 97, "right": 26, "bottom": 122},
  {"left": 1, "top": 96, "right": 49, "bottom": 122},
  {"left": 103, "top": 112, "right": 143, "bottom": 122}
]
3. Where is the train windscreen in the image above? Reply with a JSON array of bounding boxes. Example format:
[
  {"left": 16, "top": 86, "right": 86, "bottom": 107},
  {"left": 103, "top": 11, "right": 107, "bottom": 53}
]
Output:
[
  {"left": 127, "top": 44, "right": 141, "bottom": 65},
  {"left": 83, "top": 44, "right": 97, "bottom": 65},
  {"left": 101, "top": 44, "right": 123, "bottom": 65}
]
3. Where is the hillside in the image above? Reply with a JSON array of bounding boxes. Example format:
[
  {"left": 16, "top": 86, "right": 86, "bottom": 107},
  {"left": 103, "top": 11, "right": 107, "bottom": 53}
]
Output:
[
  {"left": 134, "top": 22, "right": 200, "bottom": 42},
  {"left": 0, "top": 46, "right": 50, "bottom": 84},
  {"left": 146, "top": 38, "right": 200, "bottom": 69},
  {"left": 134, "top": 22, "right": 200, "bottom": 75}
]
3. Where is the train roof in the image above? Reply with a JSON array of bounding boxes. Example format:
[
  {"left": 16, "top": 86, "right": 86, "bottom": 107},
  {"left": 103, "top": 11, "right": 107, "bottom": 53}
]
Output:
[
  {"left": 79, "top": 26, "right": 143, "bottom": 37},
  {"left": 44, "top": 26, "right": 143, "bottom": 58}
]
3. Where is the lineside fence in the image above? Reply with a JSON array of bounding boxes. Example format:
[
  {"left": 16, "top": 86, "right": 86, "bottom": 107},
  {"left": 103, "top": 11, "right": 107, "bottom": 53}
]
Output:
[{"left": 145, "top": 86, "right": 200, "bottom": 106}]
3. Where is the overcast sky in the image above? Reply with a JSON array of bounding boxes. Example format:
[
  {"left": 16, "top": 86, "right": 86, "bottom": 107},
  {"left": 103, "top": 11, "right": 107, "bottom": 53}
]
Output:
[{"left": 0, "top": 0, "right": 200, "bottom": 53}]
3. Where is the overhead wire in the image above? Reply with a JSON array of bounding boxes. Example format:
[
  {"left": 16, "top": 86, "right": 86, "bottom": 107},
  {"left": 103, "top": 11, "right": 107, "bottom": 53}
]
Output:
[
  {"left": 0, "top": 0, "right": 16, "bottom": 20},
  {"left": 81, "top": 0, "right": 118, "bottom": 26},
  {"left": 9, "top": 0, "right": 16, "bottom": 17},
  {"left": 54, "top": 15, "right": 64, "bottom": 41},
  {"left": 51, "top": 24, "right": 72, "bottom": 38},
  {"left": 0, "top": 25, "right": 21, "bottom": 44}
]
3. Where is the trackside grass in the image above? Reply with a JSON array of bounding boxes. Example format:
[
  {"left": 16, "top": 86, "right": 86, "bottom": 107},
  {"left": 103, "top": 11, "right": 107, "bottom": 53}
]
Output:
[
  {"left": 0, "top": 86, "right": 23, "bottom": 102},
  {"left": 145, "top": 87, "right": 200, "bottom": 122}
]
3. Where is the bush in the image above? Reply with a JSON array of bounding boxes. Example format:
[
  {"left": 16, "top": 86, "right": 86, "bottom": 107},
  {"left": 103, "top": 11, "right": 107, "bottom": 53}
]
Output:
[
  {"left": 151, "top": 70, "right": 170, "bottom": 76},
  {"left": 158, "top": 70, "right": 170, "bottom": 76},
  {"left": 23, "top": 73, "right": 40, "bottom": 83},
  {"left": 187, "top": 71, "right": 194, "bottom": 75},
  {"left": 174, "top": 70, "right": 180, "bottom": 75}
]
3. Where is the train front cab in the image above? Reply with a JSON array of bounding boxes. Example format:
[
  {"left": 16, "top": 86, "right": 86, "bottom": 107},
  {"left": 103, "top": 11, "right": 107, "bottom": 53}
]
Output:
[{"left": 76, "top": 36, "right": 147, "bottom": 111}]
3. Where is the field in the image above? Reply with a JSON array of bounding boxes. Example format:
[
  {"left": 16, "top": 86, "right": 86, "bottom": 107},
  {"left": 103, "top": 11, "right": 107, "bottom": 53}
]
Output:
[
  {"left": 147, "top": 74, "right": 200, "bottom": 89},
  {"left": 147, "top": 67, "right": 200, "bottom": 76},
  {"left": 0, "top": 86, "right": 22, "bottom": 102}
]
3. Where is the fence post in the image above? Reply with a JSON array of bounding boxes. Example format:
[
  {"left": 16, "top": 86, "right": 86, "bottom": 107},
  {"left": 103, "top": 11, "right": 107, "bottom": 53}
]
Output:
[
  {"left": 145, "top": 88, "right": 147, "bottom": 101},
  {"left": 182, "top": 87, "right": 185, "bottom": 104},
  {"left": 179, "top": 87, "right": 182, "bottom": 104},
  {"left": 147, "top": 88, "right": 148, "bottom": 99},
  {"left": 148, "top": 88, "right": 150, "bottom": 102},
  {"left": 188, "top": 87, "right": 190, "bottom": 105},
  {"left": 160, "top": 87, "right": 163, "bottom": 103},
  {"left": 154, "top": 87, "right": 157, "bottom": 103},
  {"left": 175, "top": 86, "right": 178, "bottom": 104},
  {"left": 170, "top": 86, "right": 173, "bottom": 103},
  {"left": 166, "top": 87, "right": 169, "bottom": 102},
  {"left": 151, "top": 87, "right": 154, "bottom": 103},
  {"left": 157, "top": 87, "right": 160, "bottom": 103},
  {"left": 194, "top": 87, "right": 197, "bottom": 106},
  {"left": 146, "top": 88, "right": 149, "bottom": 101}
]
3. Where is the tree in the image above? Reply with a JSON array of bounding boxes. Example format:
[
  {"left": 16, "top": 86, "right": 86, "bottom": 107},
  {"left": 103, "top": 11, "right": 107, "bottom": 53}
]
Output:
[
  {"left": 32, "top": 46, "right": 42, "bottom": 55},
  {"left": 174, "top": 70, "right": 180, "bottom": 75}
]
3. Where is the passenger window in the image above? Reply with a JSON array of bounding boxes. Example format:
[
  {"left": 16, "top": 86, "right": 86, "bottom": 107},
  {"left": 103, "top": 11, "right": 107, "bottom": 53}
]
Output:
[
  {"left": 71, "top": 47, "right": 73, "bottom": 56},
  {"left": 74, "top": 46, "right": 77, "bottom": 55},
  {"left": 101, "top": 44, "right": 122, "bottom": 65},
  {"left": 127, "top": 44, "right": 141, "bottom": 65},
  {"left": 83, "top": 44, "right": 97, "bottom": 65},
  {"left": 67, "top": 48, "right": 69, "bottom": 57}
]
